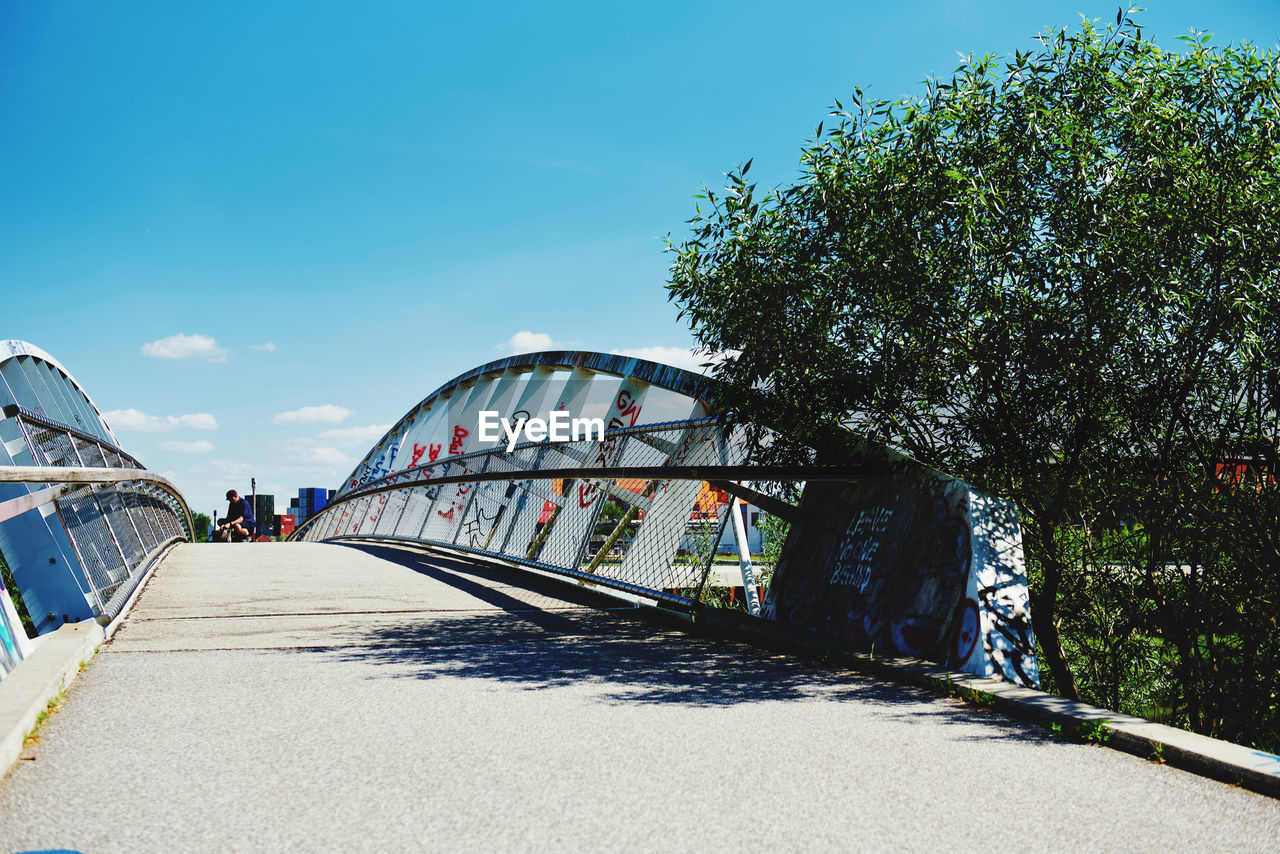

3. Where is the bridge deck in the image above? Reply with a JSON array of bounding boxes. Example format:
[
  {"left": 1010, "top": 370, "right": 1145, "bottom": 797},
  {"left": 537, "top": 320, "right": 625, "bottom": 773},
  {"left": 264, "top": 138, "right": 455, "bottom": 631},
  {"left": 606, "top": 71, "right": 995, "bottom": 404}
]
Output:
[{"left": 2, "top": 541, "right": 1278, "bottom": 851}]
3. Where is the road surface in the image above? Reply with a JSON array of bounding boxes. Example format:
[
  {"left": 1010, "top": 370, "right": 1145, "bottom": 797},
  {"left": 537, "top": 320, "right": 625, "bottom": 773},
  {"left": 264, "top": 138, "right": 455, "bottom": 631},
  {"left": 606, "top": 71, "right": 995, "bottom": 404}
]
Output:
[{"left": 2, "top": 541, "right": 1277, "bottom": 852}]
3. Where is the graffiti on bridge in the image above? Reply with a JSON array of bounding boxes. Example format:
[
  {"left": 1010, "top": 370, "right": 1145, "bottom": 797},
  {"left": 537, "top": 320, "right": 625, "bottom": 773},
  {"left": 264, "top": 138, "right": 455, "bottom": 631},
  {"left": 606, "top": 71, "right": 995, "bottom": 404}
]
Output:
[{"left": 764, "top": 444, "right": 1039, "bottom": 688}]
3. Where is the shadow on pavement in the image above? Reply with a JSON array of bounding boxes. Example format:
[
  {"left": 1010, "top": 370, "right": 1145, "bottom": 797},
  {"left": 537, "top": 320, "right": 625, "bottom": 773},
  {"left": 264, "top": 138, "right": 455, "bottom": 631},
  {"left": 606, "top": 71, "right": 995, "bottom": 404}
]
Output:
[{"left": 317, "top": 541, "right": 1045, "bottom": 742}]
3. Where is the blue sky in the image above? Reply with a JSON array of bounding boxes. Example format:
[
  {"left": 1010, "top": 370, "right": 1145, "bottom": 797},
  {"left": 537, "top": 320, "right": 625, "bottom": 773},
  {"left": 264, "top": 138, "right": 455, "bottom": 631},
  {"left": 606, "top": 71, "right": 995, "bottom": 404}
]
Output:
[{"left": 3, "top": 1, "right": 1279, "bottom": 519}]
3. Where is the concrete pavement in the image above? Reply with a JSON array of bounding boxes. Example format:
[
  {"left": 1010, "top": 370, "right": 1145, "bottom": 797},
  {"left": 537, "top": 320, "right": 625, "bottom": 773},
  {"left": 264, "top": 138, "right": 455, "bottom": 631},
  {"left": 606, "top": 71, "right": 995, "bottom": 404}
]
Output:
[
  {"left": 2, "top": 541, "right": 1278, "bottom": 852},
  {"left": 0, "top": 620, "right": 103, "bottom": 777}
]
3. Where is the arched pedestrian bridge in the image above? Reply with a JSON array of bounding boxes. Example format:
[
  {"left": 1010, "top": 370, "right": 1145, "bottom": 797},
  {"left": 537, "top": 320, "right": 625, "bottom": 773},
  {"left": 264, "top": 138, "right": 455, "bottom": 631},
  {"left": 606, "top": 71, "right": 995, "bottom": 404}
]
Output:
[{"left": 1, "top": 342, "right": 1278, "bottom": 850}]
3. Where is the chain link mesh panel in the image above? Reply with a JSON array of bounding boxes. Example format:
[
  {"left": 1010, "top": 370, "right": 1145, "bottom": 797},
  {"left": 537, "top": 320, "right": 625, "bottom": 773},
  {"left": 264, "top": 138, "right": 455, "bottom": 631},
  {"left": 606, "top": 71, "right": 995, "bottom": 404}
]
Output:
[
  {"left": 125, "top": 489, "right": 161, "bottom": 551},
  {"left": 296, "top": 419, "right": 788, "bottom": 610},
  {"left": 27, "top": 424, "right": 78, "bottom": 468},
  {"left": 57, "top": 485, "right": 125, "bottom": 606},
  {"left": 72, "top": 435, "right": 107, "bottom": 468},
  {"left": 13, "top": 411, "right": 190, "bottom": 619}
]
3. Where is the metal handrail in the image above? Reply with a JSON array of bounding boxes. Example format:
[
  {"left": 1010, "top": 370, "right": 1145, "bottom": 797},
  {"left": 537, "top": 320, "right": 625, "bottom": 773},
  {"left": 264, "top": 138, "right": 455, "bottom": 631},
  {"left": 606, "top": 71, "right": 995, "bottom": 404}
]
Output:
[
  {"left": 0, "top": 465, "right": 194, "bottom": 539},
  {"left": 347, "top": 464, "right": 872, "bottom": 496},
  {"left": 294, "top": 417, "right": 792, "bottom": 540}
]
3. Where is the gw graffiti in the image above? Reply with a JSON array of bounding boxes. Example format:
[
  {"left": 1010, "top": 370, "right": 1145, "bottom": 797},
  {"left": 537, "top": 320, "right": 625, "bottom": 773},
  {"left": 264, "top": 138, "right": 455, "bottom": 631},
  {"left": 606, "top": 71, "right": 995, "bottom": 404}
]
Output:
[{"left": 476, "top": 410, "right": 606, "bottom": 452}]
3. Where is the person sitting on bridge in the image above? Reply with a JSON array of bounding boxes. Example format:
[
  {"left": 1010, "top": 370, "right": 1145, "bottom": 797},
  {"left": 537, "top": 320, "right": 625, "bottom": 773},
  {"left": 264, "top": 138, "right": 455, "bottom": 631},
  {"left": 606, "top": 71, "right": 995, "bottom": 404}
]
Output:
[{"left": 218, "top": 489, "right": 256, "bottom": 542}]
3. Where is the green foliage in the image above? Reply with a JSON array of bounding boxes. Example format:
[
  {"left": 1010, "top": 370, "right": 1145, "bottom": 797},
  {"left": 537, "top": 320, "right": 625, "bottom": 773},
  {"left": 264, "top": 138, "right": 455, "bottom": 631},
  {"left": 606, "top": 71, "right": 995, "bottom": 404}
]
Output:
[
  {"left": 192, "top": 512, "right": 212, "bottom": 542},
  {"left": 965, "top": 687, "right": 998, "bottom": 708},
  {"left": 758, "top": 512, "right": 789, "bottom": 565},
  {"left": 1052, "top": 718, "right": 1114, "bottom": 745},
  {"left": 0, "top": 549, "right": 35, "bottom": 638},
  {"left": 690, "top": 517, "right": 751, "bottom": 611},
  {"left": 690, "top": 519, "right": 717, "bottom": 565},
  {"left": 668, "top": 12, "right": 1280, "bottom": 751},
  {"left": 598, "top": 499, "right": 626, "bottom": 524},
  {"left": 756, "top": 511, "right": 790, "bottom": 596},
  {"left": 1079, "top": 718, "right": 1114, "bottom": 745}
]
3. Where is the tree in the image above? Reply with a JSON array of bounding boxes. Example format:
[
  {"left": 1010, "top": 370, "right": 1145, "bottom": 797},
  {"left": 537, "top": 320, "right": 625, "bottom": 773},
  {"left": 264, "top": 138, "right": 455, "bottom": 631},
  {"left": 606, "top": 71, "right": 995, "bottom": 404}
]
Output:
[
  {"left": 668, "top": 13, "right": 1280, "bottom": 749},
  {"left": 193, "top": 512, "right": 212, "bottom": 542}
]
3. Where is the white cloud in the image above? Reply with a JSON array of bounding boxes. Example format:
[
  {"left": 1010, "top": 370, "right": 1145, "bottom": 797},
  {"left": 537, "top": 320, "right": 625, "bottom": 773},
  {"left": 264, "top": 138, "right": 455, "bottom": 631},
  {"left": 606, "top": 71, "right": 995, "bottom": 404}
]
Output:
[
  {"left": 141, "top": 333, "right": 229, "bottom": 362},
  {"left": 272, "top": 405, "right": 353, "bottom": 425},
  {"left": 251, "top": 342, "right": 278, "bottom": 352},
  {"left": 314, "top": 424, "right": 392, "bottom": 448},
  {"left": 186, "top": 459, "right": 257, "bottom": 478},
  {"left": 497, "top": 330, "right": 561, "bottom": 355},
  {"left": 295, "top": 446, "right": 350, "bottom": 466},
  {"left": 159, "top": 439, "right": 215, "bottom": 453},
  {"left": 610, "top": 346, "right": 710, "bottom": 374},
  {"left": 103, "top": 408, "right": 218, "bottom": 432}
]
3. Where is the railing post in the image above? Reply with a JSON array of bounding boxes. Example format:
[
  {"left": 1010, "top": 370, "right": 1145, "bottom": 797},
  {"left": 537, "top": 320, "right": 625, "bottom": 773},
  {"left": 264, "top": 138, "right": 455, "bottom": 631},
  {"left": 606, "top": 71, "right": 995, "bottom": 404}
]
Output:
[{"left": 729, "top": 497, "right": 760, "bottom": 616}]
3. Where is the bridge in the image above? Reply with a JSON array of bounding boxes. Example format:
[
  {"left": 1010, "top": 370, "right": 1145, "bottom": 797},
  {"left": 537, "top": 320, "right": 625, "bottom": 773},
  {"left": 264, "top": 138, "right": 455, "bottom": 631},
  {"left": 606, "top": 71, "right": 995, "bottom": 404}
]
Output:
[{"left": 1, "top": 341, "right": 1279, "bottom": 849}]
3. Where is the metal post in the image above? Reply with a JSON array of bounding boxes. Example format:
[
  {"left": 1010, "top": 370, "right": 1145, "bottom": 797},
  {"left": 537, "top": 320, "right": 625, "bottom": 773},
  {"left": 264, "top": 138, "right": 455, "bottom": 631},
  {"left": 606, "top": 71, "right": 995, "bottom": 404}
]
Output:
[
  {"left": 496, "top": 484, "right": 529, "bottom": 555},
  {"left": 730, "top": 497, "right": 760, "bottom": 616}
]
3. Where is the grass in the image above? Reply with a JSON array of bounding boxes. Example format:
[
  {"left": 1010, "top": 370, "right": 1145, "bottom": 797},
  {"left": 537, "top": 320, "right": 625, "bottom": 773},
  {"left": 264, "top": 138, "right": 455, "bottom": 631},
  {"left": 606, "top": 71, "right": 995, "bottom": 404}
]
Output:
[
  {"left": 78, "top": 646, "right": 99, "bottom": 673},
  {"left": 24, "top": 694, "right": 63, "bottom": 747},
  {"left": 22, "top": 646, "right": 99, "bottom": 748},
  {"left": 935, "top": 672, "right": 997, "bottom": 708}
]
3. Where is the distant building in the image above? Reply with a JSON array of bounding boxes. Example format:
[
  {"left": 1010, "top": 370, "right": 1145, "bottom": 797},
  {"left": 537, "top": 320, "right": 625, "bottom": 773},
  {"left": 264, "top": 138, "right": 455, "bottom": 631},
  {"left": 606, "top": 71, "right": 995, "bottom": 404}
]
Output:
[
  {"left": 253, "top": 494, "right": 275, "bottom": 538},
  {"left": 297, "top": 487, "right": 328, "bottom": 524}
]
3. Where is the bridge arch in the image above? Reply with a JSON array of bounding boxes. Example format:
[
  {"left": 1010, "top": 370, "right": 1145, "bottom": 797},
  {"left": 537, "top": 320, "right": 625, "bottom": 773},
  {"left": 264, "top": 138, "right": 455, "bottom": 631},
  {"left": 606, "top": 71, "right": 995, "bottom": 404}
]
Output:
[
  {"left": 338, "top": 350, "right": 715, "bottom": 497},
  {"left": 0, "top": 339, "right": 122, "bottom": 446},
  {"left": 298, "top": 350, "right": 1041, "bottom": 689},
  {"left": 0, "top": 340, "right": 191, "bottom": 673}
]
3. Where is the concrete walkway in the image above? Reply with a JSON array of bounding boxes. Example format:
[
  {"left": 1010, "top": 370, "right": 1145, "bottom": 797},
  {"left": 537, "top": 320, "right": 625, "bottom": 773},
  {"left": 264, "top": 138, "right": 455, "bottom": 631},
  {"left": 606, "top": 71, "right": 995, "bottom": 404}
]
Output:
[{"left": 2, "top": 541, "right": 1278, "bottom": 852}]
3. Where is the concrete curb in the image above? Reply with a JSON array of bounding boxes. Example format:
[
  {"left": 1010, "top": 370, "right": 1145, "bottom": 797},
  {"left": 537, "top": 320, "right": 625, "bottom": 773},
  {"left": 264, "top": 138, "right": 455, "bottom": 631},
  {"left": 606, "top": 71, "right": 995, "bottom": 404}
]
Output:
[
  {"left": 0, "top": 619, "right": 104, "bottom": 777},
  {"left": 692, "top": 608, "right": 1280, "bottom": 800}
]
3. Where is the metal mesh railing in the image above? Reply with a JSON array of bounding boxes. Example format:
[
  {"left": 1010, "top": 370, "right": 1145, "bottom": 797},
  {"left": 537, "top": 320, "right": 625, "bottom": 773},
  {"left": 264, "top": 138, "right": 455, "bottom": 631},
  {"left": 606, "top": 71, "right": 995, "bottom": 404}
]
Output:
[
  {"left": 6, "top": 406, "right": 189, "bottom": 619},
  {"left": 56, "top": 481, "right": 185, "bottom": 616},
  {"left": 282, "top": 354, "right": 1040, "bottom": 690},
  {"left": 295, "top": 418, "right": 811, "bottom": 612}
]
